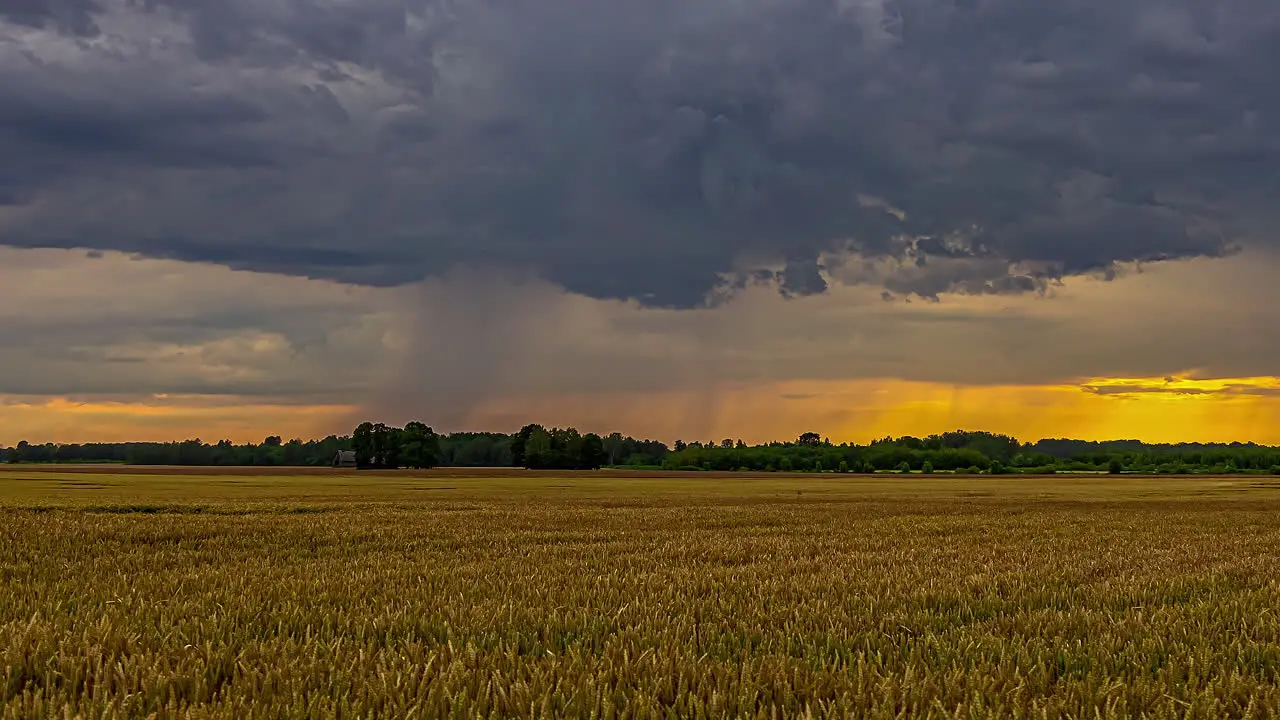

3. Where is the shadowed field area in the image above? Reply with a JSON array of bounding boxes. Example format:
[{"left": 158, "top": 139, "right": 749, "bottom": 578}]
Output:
[{"left": 3, "top": 467, "right": 1280, "bottom": 718}]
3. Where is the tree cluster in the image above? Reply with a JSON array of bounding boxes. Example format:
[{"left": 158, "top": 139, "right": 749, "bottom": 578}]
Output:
[
  {"left": 659, "top": 431, "right": 1280, "bottom": 475},
  {"left": 0, "top": 436, "right": 349, "bottom": 466},
  {"left": 438, "top": 432, "right": 513, "bottom": 467},
  {"left": 1027, "top": 439, "right": 1280, "bottom": 475},
  {"left": 661, "top": 431, "right": 1015, "bottom": 472},
  {"left": 509, "top": 425, "right": 607, "bottom": 470},
  {"left": 351, "top": 421, "right": 441, "bottom": 469}
]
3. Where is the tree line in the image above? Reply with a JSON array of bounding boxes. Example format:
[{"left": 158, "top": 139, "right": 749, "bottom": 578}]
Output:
[
  {"left": 6, "top": 426, "right": 1280, "bottom": 474},
  {"left": 0, "top": 422, "right": 666, "bottom": 470},
  {"left": 661, "top": 432, "right": 1280, "bottom": 475}
]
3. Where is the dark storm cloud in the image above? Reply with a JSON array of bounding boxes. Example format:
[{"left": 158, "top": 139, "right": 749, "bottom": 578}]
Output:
[
  {"left": 1, "top": 0, "right": 101, "bottom": 35},
  {"left": 0, "top": 81, "right": 273, "bottom": 169},
  {"left": 0, "top": 0, "right": 1276, "bottom": 306}
]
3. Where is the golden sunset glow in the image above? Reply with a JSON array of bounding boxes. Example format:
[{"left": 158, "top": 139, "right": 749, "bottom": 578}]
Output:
[
  {"left": 1079, "top": 376, "right": 1280, "bottom": 398},
  {"left": 461, "top": 376, "right": 1280, "bottom": 446},
  {"left": 0, "top": 397, "right": 357, "bottom": 445},
  {"left": 7, "top": 375, "right": 1280, "bottom": 447}
]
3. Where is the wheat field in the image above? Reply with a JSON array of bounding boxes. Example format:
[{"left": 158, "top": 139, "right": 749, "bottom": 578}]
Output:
[{"left": 3, "top": 467, "right": 1280, "bottom": 718}]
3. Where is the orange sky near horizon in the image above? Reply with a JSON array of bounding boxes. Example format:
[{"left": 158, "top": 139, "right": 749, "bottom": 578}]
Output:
[
  {"left": 463, "top": 375, "right": 1280, "bottom": 446},
  {"left": 4, "top": 375, "right": 1280, "bottom": 447},
  {"left": 0, "top": 397, "right": 356, "bottom": 447}
]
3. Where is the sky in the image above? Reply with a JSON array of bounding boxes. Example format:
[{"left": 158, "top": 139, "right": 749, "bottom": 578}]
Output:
[{"left": 2, "top": 0, "right": 1280, "bottom": 446}]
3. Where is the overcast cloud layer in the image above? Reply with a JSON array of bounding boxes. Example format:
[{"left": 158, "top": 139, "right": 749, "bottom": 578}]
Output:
[{"left": 2, "top": 0, "right": 1277, "bottom": 306}]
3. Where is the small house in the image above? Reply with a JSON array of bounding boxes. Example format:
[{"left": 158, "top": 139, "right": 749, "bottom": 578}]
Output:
[{"left": 332, "top": 450, "right": 357, "bottom": 469}]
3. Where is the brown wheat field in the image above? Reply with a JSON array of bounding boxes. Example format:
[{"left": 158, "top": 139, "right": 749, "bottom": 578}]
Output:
[{"left": 3, "top": 467, "right": 1280, "bottom": 719}]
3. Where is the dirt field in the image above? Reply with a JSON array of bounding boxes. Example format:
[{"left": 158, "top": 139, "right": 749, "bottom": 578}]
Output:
[{"left": 3, "top": 467, "right": 1279, "bottom": 718}]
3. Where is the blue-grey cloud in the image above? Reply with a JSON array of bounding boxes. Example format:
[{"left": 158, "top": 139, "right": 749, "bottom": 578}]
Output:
[
  {"left": 1, "top": 0, "right": 101, "bottom": 35},
  {"left": 0, "top": 0, "right": 1274, "bottom": 306}
]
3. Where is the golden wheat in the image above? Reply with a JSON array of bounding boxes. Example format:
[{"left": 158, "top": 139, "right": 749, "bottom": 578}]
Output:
[{"left": 3, "top": 469, "right": 1279, "bottom": 718}]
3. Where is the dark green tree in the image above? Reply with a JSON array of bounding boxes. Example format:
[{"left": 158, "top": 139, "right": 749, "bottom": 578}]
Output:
[
  {"left": 579, "top": 433, "right": 606, "bottom": 470},
  {"left": 351, "top": 423, "right": 404, "bottom": 469},
  {"left": 375, "top": 424, "right": 403, "bottom": 469},
  {"left": 402, "top": 422, "right": 441, "bottom": 469},
  {"left": 523, "top": 426, "right": 554, "bottom": 469},
  {"left": 510, "top": 424, "right": 543, "bottom": 468},
  {"left": 352, "top": 423, "right": 375, "bottom": 468},
  {"left": 604, "top": 432, "right": 625, "bottom": 466}
]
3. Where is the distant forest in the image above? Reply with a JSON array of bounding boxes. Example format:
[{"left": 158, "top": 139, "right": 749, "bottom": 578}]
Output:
[{"left": 6, "top": 424, "right": 1280, "bottom": 475}]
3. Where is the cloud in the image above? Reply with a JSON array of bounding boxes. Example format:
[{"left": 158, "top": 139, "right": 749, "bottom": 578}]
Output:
[
  {"left": 0, "top": 247, "right": 403, "bottom": 401},
  {"left": 1, "top": 0, "right": 101, "bottom": 36},
  {"left": 0, "top": 0, "right": 1273, "bottom": 306},
  {"left": 1081, "top": 377, "right": 1280, "bottom": 399}
]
